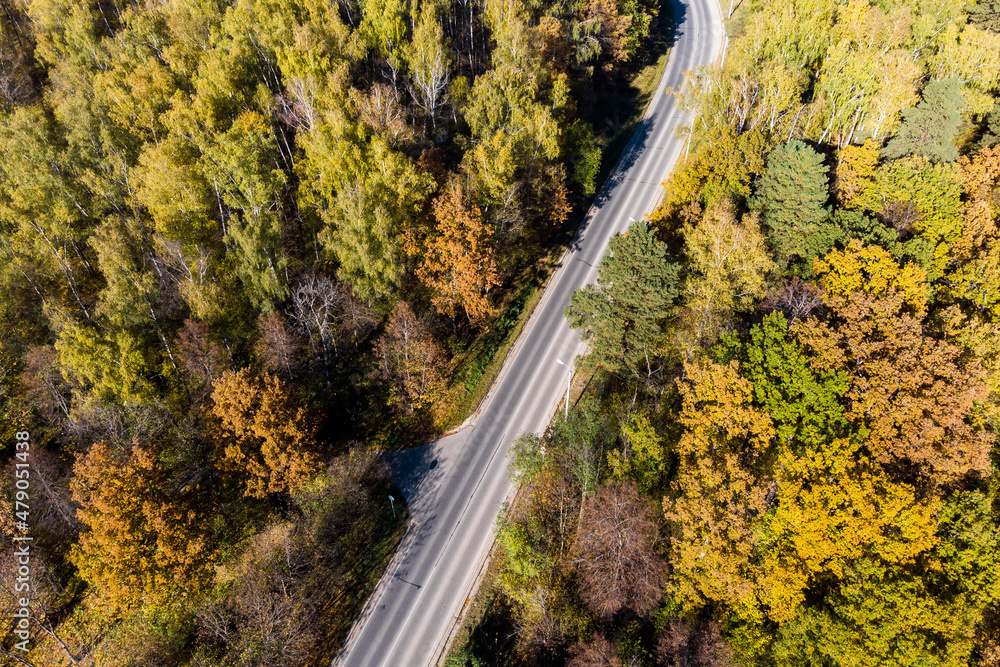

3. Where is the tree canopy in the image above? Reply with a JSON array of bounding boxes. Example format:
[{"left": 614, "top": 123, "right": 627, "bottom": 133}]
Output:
[{"left": 566, "top": 221, "right": 680, "bottom": 379}]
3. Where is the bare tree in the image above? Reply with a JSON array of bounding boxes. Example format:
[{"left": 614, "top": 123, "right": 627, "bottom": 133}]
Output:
[
  {"left": 254, "top": 311, "right": 301, "bottom": 376},
  {"left": 11, "top": 449, "right": 79, "bottom": 542},
  {"left": 339, "top": 292, "right": 377, "bottom": 349},
  {"left": 405, "top": 13, "right": 451, "bottom": 138},
  {"left": 290, "top": 273, "right": 345, "bottom": 374},
  {"left": 574, "top": 483, "right": 665, "bottom": 619},
  {"left": 567, "top": 634, "right": 621, "bottom": 667},
  {"left": 353, "top": 83, "right": 416, "bottom": 147},
  {"left": 64, "top": 397, "right": 174, "bottom": 449},
  {"left": 373, "top": 301, "right": 447, "bottom": 414},
  {"left": 0, "top": 26, "right": 36, "bottom": 107},
  {"left": 193, "top": 450, "right": 392, "bottom": 667},
  {"left": 656, "top": 618, "right": 733, "bottom": 667},
  {"left": 197, "top": 523, "right": 320, "bottom": 667},
  {"left": 760, "top": 277, "right": 824, "bottom": 323},
  {"left": 881, "top": 200, "right": 922, "bottom": 239},
  {"left": 20, "top": 345, "right": 71, "bottom": 428},
  {"left": 0, "top": 537, "right": 85, "bottom": 664},
  {"left": 174, "top": 319, "right": 229, "bottom": 399}
]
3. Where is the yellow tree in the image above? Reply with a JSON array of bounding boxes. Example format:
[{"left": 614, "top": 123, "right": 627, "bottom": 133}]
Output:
[
  {"left": 207, "top": 369, "right": 323, "bottom": 499},
  {"left": 70, "top": 440, "right": 211, "bottom": 612},
  {"left": 758, "top": 441, "right": 939, "bottom": 621},
  {"left": 812, "top": 238, "right": 929, "bottom": 310},
  {"left": 665, "top": 357, "right": 775, "bottom": 610},
  {"left": 417, "top": 181, "right": 500, "bottom": 326},
  {"left": 801, "top": 243, "right": 993, "bottom": 484},
  {"left": 834, "top": 140, "right": 880, "bottom": 209},
  {"left": 945, "top": 144, "right": 1000, "bottom": 317}
]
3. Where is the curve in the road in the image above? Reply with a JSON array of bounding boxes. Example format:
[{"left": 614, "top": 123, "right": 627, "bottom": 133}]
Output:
[{"left": 334, "top": 2, "right": 724, "bottom": 664}]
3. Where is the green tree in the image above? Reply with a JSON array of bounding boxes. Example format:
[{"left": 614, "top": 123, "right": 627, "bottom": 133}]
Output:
[
  {"left": 298, "top": 122, "right": 434, "bottom": 305},
  {"left": 404, "top": 9, "right": 451, "bottom": 137},
  {"left": 563, "top": 120, "right": 602, "bottom": 197},
  {"left": 201, "top": 110, "right": 288, "bottom": 309},
  {"left": 715, "top": 311, "right": 849, "bottom": 451},
  {"left": 751, "top": 140, "right": 832, "bottom": 270},
  {"left": 607, "top": 413, "right": 666, "bottom": 493},
  {"left": 359, "top": 0, "right": 408, "bottom": 80},
  {"left": 56, "top": 322, "right": 156, "bottom": 404},
  {"left": 869, "top": 155, "right": 964, "bottom": 276},
  {"left": 979, "top": 101, "right": 1000, "bottom": 147},
  {"left": 968, "top": 0, "right": 1000, "bottom": 33},
  {"left": 566, "top": 222, "right": 680, "bottom": 379},
  {"left": 133, "top": 136, "right": 217, "bottom": 247},
  {"left": 0, "top": 106, "right": 98, "bottom": 320},
  {"left": 883, "top": 78, "right": 965, "bottom": 164}
]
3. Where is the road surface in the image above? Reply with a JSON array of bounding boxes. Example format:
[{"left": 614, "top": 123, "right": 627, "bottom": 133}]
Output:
[{"left": 334, "top": 1, "right": 724, "bottom": 664}]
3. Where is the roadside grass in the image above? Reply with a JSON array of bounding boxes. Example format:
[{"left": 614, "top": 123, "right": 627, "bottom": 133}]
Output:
[
  {"left": 439, "top": 245, "right": 562, "bottom": 432},
  {"left": 314, "top": 501, "right": 410, "bottom": 666},
  {"left": 720, "top": 0, "right": 751, "bottom": 36}
]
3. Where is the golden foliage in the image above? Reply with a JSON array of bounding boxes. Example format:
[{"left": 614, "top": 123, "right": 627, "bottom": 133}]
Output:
[
  {"left": 794, "top": 289, "right": 993, "bottom": 484},
  {"left": 207, "top": 369, "right": 323, "bottom": 498},
  {"left": 813, "top": 239, "right": 929, "bottom": 312},
  {"left": 666, "top": 358, "right": 775, "bottom": 609},
  {"left": 70, "top": 440, "right": 212, "bottom": 612},
  {"left": 417, "top": 181, "right": 500, "bottom": 326}
]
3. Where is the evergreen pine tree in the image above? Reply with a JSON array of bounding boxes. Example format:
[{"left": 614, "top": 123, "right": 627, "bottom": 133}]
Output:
[
  {"left": 968, "top": 0, "right": 1000, "bottom": 33},
  {"left": 883, "top": 78, "right": 965, "bottom": 163},
  {"left": 566, "top": 222, "right": 680, "bottom": 379},
  {"left": 751, "top": 140, "right": 831, "bottom": 270}
]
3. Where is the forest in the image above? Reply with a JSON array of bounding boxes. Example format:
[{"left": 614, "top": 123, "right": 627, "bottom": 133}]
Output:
[
  {"left": 0, "top": 0, "right": 663, "bottom": 663},
  {"left": 448, "top": 0, "right": 1000, "bottom": 666}
]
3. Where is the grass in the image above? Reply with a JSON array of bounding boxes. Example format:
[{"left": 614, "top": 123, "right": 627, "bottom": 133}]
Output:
[
  {"left": 315, "top": 502, "right": 411, "bottom": 666},
  {"left": 439, "top": 246, "right": 563, "bottom": 432},
  {"left": 720, "top": 0, "right": 751, "bottom": 37},
  {"left": 595, "top": 49, "right": 671, "bottom": 188}
]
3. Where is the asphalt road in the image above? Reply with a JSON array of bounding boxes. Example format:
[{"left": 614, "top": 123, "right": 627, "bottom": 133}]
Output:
[{"left": 334, "top": 2, "right": 724, "bottom": 664}]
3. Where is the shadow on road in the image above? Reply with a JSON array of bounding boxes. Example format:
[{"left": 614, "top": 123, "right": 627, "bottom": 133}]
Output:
[{"left": 569, "top": 0, "right": 689, "bottom": 256}]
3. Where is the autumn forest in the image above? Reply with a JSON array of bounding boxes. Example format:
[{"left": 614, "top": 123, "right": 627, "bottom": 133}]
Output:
[
  {"left": 0, "top": 0, "right": 999, "bottom": 665},
  {"left": 0, "top": 0, "right": 656, "bottom": 662},
  {"left": 458, "top": 0, "right": 1000, "bottom": 666}
]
